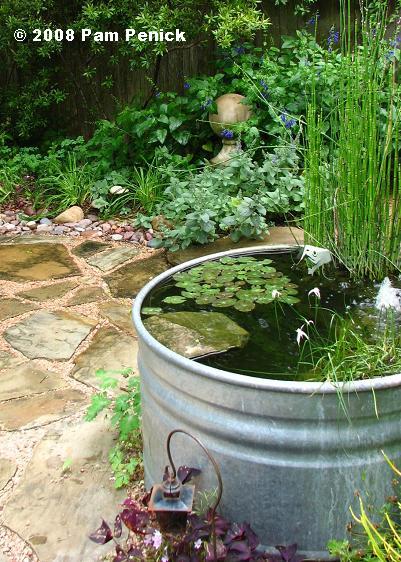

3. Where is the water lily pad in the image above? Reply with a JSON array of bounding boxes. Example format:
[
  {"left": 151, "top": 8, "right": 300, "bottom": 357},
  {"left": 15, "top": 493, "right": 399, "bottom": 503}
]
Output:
[
  {"left": 162, "top": 295, "right": 187, "bottom": 305},
  {"left": 166, "top": 256, "right": 299, "bottom": 312},
  {"left": 141, "top": 307, "right": 163, "bottom": 316}
]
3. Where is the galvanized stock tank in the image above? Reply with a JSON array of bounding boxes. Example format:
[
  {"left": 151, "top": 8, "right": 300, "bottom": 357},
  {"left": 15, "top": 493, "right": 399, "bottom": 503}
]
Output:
[{"left": 132, "top": 245, "right": 401, "bottom": 558}]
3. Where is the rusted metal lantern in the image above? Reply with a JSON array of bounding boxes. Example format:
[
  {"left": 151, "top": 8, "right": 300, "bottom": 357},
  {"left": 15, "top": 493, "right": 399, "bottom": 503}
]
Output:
[{"left": 148, "top": 429, "right": 223, "bottom": 534}]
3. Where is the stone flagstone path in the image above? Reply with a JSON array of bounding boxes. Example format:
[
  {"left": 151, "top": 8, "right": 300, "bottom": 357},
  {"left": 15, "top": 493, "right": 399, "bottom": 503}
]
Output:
[{"left": 0, "top": 226, "right": 303, "bottom": 562}]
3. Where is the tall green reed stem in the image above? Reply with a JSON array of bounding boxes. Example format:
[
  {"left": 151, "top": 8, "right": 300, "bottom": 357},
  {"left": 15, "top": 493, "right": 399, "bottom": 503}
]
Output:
[{"left": 304, "top": 0, "right": 401, "bottom": 279}]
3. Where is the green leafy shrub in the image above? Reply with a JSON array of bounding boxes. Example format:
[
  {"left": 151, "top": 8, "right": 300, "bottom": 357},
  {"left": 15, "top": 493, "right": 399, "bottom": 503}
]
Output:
[
  {"left": 147, "top": 145, "right": 304, "bottom": 250},
  {"left": 85, "top": 369, "right": 142, "bottom": 489}
]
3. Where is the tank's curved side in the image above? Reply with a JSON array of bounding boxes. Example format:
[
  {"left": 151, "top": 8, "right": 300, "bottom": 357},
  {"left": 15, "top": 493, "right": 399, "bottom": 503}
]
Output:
[{"left": 132, "top": 245, "right": 401, "bottom": 557}]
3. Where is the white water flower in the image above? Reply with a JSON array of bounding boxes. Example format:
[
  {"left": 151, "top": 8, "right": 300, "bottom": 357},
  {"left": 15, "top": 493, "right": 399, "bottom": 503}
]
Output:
[
  {"left": 194, "top": 539, "right": 202, "bottom": 550},
  {"left": 272, "top": 289, "right": 281, "bottom": 298},
  {"left": 296, "top": 326, "right": 309, "bottom": 345},
  {"left": 308, "top": 287, "right": 321, "bottom": 298}
]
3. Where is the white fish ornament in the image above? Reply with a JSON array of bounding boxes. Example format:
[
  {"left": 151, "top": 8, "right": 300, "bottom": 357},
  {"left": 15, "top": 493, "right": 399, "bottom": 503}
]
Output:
[{"left": 299, "top": 245, "right": 332, "bottom": 275}]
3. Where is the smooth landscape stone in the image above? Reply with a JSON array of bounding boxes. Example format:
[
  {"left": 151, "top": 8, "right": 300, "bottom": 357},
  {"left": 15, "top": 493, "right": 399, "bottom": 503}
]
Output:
[
  {"left": 0, "top": 361, "right": 64, "bottom": 401},
  {"left": 72, "top": 326, "right": 138, "bottom": 388},
  {"left": 53, "top": 206, "right": 84, "bottom": 224},
  {"left": 98, "top": 301, "right": 136, "bottom": 335},
  {"left": 17, "top": 280, "right": 78, "bottom": 302},
  {"left": 87, "top": 246, "right": 140, "bottom": 272},
  {"left": 0, "top": 458, "right": 17, "bottom": 491},
  {"left": 143, "top": 311, "right": 249, "bottom": 358},
  {"left": 66, "top": 286, "right": 108, "bottom": 306},
  {"left": 104, "top": 253, "right": 169, "bottom": 298},
  {"left": 2, "top": 417, "right": 124, "bottom": 562},
  {"left": 0, "top": 298, "right": 37, "bottom": 321},
  {"left": 0, "top": 243, "right": 80, "bottom": 282},
  {"left": 72, "top": 240, "right": 111, "bottom": 258},
  {"left": 166, "top": 226, "right": 304, "bottom": 266},
  {"left": 0, "top": 350, "right": 25, "bottom": 370},
  {"left": 0, "top": 388, "right": 86, "bottom": 430},
  {"left": 4, "top": 310, "right": 97, "bottom": 360}
]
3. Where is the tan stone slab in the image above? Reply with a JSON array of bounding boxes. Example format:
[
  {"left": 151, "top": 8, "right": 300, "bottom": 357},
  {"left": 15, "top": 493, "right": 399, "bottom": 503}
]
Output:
[
  {"left": 2, "top": 416, "right": 124, "bottom": 562},
  {"left": 0, "top": 388, "right": 86, "bottom": 430},
  {"left": 87, "top": 246, "right": 140, "bottom": 272},
  {"left": 0, "top": 298, "right": 37, "bottom": 321},
  {"left": 104, "top": 253, "right": 168, "bottom": 298},
  {"left": 66, "top": 286, "right": 108, "bottom": 306},
  {"left": 0, "top": 361, "right": 64, "bottom": 401},
  {"left": 4, "top": 310, "right": 97, "bottom": 360},
  {"left": 0, "top": 243, "right": 80, "bottom": 282},
  {"left": 72, "top": 240, "right": 111, "bottom": 258},
  {"left": 18, "top": 280, "right": 78, "bottom": 302},
  {"left": 0, "top": 458, "right": 17, "bottom": 491},
  {"left": 72, "top": 326, "right": 138, "bottom": 389},
  {"left": 0, "top": 350, "right": 25, "bottom": 370},
  {"left": 98, "top": 301, "right": 136, "bottom": 335},
  {"left": 166, "top": 226, "right": 304, "bottom": 266}
]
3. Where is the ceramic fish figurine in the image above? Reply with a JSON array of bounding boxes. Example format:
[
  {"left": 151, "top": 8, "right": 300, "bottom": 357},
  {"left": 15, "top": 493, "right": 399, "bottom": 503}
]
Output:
[
  {"left": 375, "top": 277, "right": 401, "bottom": 311},
  {"left": 299, "top": 245, "right": 332, "bottom": 274}
]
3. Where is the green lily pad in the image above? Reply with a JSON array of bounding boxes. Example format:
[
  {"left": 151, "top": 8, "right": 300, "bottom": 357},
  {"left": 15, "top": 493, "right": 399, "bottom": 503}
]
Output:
[
  {"left": 141, "top": 307, "right": 163, "bottom": 316},
  {"left": 163, "top": 296, "right": 188, "bottom": 304}
]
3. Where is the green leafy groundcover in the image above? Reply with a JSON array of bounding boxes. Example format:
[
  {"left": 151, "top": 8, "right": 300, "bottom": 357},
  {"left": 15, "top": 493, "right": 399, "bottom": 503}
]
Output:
[{"left": 163, "top": 256, "right": 299, "bottom": 312}]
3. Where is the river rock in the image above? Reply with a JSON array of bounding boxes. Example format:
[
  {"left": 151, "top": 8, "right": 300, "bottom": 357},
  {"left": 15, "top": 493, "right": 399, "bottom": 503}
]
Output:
[
  {"left": 143, "top": 311, "right": 249, "bottom": 358},
  {"left": 54, "top": 206, "right": 84, "bottom": 224}
]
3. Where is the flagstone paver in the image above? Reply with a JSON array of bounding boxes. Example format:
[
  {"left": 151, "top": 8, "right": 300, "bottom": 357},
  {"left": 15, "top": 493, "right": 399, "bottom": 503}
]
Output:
[
  {"left": 66, "top": 286, "right": 108, "bottom": 306},
  {"left": 71, "top": 239, "right": 111, "bottom": 258},
  {"left": 0, "top": 351, "right": 25, "bottom": 370},
  {"left": 98, "top": 301, "right": 136, "bottom": 335},
  {"left": 4, "top": 310, "right": 97, "bottom": 360},
  {"left": 17, "top": 280, "right": 78, "bottom": 302},
  {"left": 86, "top": 245, "right": 140, "bottom": 271},
  {"left": 0, "top": 459, "right": 16, "bottom": 491},
  {"left": 104, "top": 253, "right": 169, "bottom": 297},
  {"left": 2, "top": 416, "right": 124, "bottom": 562},
  {"left": 0, "top": 362, "right": 66, "bottom": 402},
  {"left": 0, "top": 243, "right": 80, "bottom": 282},
  {"left": 0, "top": 388, "right": 86, "bottom": 431},
  {"left": 72, "top": 326, "right": 138, "bottom": 388},
  {"left": 0, "top": 298, "right": 38, "bottom": 321}
]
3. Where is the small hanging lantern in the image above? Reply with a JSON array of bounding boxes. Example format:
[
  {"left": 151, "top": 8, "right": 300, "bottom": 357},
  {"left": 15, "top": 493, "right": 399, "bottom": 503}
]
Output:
[{"left": 148, "top": 429, "right": 223, "bottom": 534}]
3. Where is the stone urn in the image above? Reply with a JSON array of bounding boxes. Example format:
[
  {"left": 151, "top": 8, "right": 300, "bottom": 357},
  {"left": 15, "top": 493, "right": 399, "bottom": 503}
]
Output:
[{"left": 209, "top": 93, "right": 252, "bottom": 165}]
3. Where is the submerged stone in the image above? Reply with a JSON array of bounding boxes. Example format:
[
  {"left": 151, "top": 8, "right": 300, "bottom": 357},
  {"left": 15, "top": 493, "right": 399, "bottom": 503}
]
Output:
[
  {"left": 0, "top": 243, "right": 80, "bottom": 282},
  {"left": 143, "top": 311, "right": 249, "bottom": 358},
  {"left": 104, "top": 253, "right": 169, "bottom": 298}
]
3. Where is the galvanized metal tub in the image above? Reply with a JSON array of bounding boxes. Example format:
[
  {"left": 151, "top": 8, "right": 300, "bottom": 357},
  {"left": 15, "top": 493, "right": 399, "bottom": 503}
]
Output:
[{"left": 132, "top": 245, "right": 401, "bottom": 558}]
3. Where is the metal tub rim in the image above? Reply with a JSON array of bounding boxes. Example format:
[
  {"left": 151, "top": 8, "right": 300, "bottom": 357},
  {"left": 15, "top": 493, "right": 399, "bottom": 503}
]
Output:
[{"left": 132, "top": 244, "right": 401, "bottom": 395}]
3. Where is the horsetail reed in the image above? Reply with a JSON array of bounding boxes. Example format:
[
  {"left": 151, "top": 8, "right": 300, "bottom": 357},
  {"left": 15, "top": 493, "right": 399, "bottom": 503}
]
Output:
[{"left": 304, "top": 0, "right": 401, "bottom": 279}]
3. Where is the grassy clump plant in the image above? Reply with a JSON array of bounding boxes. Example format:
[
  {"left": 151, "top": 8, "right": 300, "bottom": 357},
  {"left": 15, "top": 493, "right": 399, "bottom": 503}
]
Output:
[{"left": 304, "top": 0, "right": 401, "bottom": 280}]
